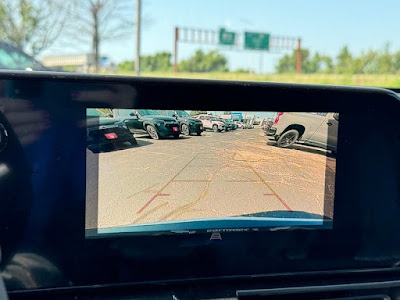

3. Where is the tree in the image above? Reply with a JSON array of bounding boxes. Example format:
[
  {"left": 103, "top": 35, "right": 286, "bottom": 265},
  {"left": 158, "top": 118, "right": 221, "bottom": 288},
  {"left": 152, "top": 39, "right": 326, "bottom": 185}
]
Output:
[
  {"left": 118, "top": 60, "right": 135, "bottom": 72},
  {"left": 0, "top": 0, "right": 71, "bottom": 56},
  {"left": 275, "top": 49, "right": 310, "bottom": 73},
  {"left": 70, "top": 0, "right": 133, "bottom": 72},
  {"left": 179, "top": 50, "right": 228, "bottom": 72},
  {"left": 335, "top": 46, "right": 353, "bottom": 74},
  {"left": 141, "top": 52, "right": 172, "bottom": 72}
]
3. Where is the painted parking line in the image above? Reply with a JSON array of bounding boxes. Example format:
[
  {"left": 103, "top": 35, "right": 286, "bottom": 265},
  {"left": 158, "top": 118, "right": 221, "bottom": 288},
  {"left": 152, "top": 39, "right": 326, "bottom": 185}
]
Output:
[
  {"left": 264, "top": 193, "right": 292, "bottom": 212},
  {"left": 238, "top": 153, "right": 292, "bottom": 212},
  {"left": 137, "top": 193, "right": 170, "bottom": 214},
  {"left": 136, "top": 153, "right": 200, "bottom": 214}
]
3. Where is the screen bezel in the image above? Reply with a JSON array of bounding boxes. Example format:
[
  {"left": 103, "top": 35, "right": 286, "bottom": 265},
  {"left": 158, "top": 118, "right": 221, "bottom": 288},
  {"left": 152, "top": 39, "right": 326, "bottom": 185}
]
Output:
[{"left": 1, "top": 71, "right": 400, "bottom": 292}]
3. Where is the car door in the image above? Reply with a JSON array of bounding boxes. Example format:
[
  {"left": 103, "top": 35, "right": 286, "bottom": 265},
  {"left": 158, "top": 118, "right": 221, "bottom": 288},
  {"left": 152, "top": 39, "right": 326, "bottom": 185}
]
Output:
[
  {"left": 200, "top": 116, "right": 211, "bottom": 129},
  {"left": 115, "top": 109, "right": 144, "bottom": 134},
  {"left": 306, "top": 112, "right": 339, "bottom": 150}
]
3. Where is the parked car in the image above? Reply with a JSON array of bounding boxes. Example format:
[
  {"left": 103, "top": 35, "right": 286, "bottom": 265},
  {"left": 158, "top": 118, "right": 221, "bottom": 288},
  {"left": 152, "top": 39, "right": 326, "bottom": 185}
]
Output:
[
  {"left": 218, "top": 118, "right": 233, "bottom": 131},
  {"left": 193, "top": 114, "right": 225, "bottom": 132},
  {"left": 86, "top": 109, "right": 137, "bottom": 153},
  {"left": 113, "top": 109, "right": 180, "bottom": 140},
  {"left": 265, "top": 112, "right": 339, "bottom": 151},
  {"left": 220, "top": 118, "right": 237, "bottom": 130},
  {"left": 158, "top": 110, "right": 204, "bottom": 136},
  {"left": 0, "top": 40, "right": 49, "bottom": 71}
]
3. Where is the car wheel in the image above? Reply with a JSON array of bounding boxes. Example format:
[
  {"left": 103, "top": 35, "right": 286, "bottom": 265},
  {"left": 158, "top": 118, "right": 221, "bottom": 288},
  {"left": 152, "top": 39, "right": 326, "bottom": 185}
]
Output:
[
  {"left": 196, "top": 132, "right": 202, "bottom": 136},
  {"left": 212, "top": 124, "right": 218, "bottom": 132},
  {"left": 276, "top": 129, "right": 299, "bottom": 148},
  {"left": 129, "top": 138, "right": 137, "bottom": 146},
  {"left": 181, "top": 123, "right": 190, "bottom": 136},
  {"left": 146, "top": 125, "right": 159, "bottom": 140},
  {"left": 173, "top": 134, "right": 180, "bottom": 139}
]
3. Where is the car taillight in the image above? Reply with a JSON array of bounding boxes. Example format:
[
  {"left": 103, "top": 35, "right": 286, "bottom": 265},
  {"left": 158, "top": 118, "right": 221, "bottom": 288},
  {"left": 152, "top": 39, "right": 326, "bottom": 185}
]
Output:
[
  {"left": 104, "top": 132, "right": 118, "bottom": 139},
  {"left": 274, "top": 112, "right": 284, "bottom": 124}
]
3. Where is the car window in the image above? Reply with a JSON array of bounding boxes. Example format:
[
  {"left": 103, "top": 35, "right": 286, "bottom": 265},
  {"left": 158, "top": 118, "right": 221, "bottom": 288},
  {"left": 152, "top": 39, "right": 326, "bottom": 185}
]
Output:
[
  {"left": 137, "top": 109, "right": 159, "bottom": 116},
  {"left": 0, "top": 48, "right": 36, "bottom": 70},
  {"left": 176, "top": 110, "right": 191, "bottom": 118}
]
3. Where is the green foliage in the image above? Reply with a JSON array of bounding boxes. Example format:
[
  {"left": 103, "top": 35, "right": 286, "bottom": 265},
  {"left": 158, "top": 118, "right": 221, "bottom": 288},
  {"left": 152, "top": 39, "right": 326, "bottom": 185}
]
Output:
[
  {"left": 142, "top": 52, "right": 172, "bottom": 72},
  {"left": 179, "top": 50, "right": 228, "bottom": 72},
  {"left": 118, "top": 52, "right": 172, "bottom": 72},
  {"left": 276, "top": 49, "right": 332, "bottom": 74},
  {"left": 190, "top": 110, "right": 207, "bottom": 116},
  {"left": 276, "top": 43, "right": 400, "bottom": 75},
  {"left": 118, "top": 60, "right": 135, "bottom": 72}
]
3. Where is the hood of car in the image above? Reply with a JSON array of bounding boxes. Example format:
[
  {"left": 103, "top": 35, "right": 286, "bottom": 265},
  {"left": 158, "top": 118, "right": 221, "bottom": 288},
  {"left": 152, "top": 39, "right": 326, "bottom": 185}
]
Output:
[
  {"left": 178, "top": 116, "right": 202, "bottom": 123},
  {"left": 141, "top": 115, "right": 177, "bottom": 122}
]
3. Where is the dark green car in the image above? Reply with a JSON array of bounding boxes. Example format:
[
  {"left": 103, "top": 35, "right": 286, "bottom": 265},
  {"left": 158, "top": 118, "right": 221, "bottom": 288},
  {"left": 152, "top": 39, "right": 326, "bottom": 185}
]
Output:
[
  {"left": 113, "top": 109, "right": 180, "bottom": 140},
  {"left": 86, "top": 109, "right": 137, "bottom": 153},
  {"left": 158, "top": 110, "right": 204, "bottom": 136}
]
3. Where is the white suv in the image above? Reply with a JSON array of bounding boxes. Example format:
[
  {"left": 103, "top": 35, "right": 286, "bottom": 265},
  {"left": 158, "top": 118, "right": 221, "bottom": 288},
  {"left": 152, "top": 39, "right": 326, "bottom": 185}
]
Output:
[
  {"left": 265, "top": 112, "right": 339, "bottom": 151},
  {"left": 193, "top": 114, "right": 225, "bottom": 132}
]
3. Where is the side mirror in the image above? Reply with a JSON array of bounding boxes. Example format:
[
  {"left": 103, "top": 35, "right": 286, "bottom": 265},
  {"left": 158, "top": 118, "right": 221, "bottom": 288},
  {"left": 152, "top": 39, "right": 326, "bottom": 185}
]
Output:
[
  {"left": 108, "top": 113, "right": 114, "bottom": 118},
  {"left": 129, "top": 112, "right": 138, "bottom": 117}
]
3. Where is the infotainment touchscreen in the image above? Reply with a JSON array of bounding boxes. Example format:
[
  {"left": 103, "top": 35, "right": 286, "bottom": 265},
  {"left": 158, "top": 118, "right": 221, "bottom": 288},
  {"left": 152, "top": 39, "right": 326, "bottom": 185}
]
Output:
[{"left": 85, "top": 109, "right": 338, "bottom": 237}]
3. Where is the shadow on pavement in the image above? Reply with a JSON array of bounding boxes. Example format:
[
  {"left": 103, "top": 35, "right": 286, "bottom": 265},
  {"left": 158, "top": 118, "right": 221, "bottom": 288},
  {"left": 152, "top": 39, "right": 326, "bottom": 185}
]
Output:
[{"left": 266, "top": 140, "right": 336, "bottom": 158}]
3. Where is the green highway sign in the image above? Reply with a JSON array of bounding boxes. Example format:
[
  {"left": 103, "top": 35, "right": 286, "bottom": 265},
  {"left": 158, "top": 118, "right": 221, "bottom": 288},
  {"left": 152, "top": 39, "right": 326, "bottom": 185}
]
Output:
[
  {"left": 244, "top": 32, "right": 270, "bottom": 50},
  {"left": 219, "top": 28, "right": 236, "bottom": 46}
]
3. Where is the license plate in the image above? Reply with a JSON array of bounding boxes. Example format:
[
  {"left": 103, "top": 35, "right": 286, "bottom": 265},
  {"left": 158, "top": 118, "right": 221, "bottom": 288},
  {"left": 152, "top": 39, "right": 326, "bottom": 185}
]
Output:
[
  {"left": 172, "top": 127, "right": 178, "bottom": 132},
  {"left": 104, "top": 132, "right": 118, "bottom": 139}
]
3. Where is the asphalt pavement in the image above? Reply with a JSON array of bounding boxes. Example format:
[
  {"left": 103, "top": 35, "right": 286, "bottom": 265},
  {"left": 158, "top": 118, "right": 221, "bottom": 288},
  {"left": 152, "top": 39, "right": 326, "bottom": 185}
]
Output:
[{"left": 86, "top": 127, "right": 335, "bottom": 229}]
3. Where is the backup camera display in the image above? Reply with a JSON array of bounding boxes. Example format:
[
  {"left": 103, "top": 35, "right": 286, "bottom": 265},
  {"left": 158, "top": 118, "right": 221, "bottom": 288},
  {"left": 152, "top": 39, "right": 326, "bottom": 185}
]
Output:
[{"left": 85, "top": 109, "right": 338, "bottom": 237}]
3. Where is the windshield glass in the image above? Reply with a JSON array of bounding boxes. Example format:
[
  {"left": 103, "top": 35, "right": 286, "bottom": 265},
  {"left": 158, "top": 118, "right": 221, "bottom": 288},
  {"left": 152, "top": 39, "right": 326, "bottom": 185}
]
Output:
[
  {"left": 0, "top": 1, "right": 395, "bottom": 86},
  {"left": 176, "top": 110, "right": 191, "bottom": 117},
  {"left": 137, "top": 109, "right": 160, "bottom": 116}
]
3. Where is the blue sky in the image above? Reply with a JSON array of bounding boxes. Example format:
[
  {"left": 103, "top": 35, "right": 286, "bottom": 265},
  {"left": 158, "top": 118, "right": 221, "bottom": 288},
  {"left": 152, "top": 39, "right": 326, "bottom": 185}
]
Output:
[{"left": 44, "top": 0, "right": 400, "bottom": 73}]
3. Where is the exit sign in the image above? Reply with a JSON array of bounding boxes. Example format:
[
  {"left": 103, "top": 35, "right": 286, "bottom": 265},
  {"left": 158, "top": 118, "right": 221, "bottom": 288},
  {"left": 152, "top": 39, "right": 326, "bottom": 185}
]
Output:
[
  {"left": 244, "top": 32, "right": 270, "bottom": 50},
  {"left": 219, "top": 28, "right": 236, "bottom": 46}
]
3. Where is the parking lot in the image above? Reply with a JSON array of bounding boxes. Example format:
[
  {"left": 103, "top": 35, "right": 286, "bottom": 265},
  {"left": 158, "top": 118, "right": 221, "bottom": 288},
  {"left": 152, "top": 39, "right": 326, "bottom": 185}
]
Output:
[{"left": 86, "top": 128, "right": 335, "bottom": 230}]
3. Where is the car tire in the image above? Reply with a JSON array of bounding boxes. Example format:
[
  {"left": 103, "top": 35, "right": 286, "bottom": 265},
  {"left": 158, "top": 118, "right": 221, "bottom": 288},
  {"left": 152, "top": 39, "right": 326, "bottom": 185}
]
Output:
[
  {"left": 181, "top": 124, "right": 190, "bottom": 136},
  {"left": 213, "top": 124, "right": 218, "bottom": 132},
  {"left": 276, "top": 129, "right": 299, "bottom": 148},
  {"left": 173, "top": 134, "right": 180, "bottom": 139},
  {"left": 196, "top": 132, "right": 202, "bottom": 136},
  {"left": 146, "top": 125, "right": 159, "bottom": 140}
]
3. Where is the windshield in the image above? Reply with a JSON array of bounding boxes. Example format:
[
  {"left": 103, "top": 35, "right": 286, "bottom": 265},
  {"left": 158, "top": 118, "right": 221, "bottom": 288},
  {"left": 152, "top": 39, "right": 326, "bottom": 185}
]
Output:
[
  {"left": 176, "top": 110, "right": 191, "bottom": 118},
  {"left": 0, "top": 1, "right": 394, "bottom": 86},
  {"left": 137, "top": 109, "right": 160, "bottom": 116}
]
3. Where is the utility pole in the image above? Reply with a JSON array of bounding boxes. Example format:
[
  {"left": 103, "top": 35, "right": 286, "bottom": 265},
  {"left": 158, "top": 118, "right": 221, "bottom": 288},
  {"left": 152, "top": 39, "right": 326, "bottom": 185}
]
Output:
[
  {"left": 296, "top": 38, "right": 302, "bottom": 74},
  {"left": 135, "top": 0, "right": 141, "bottom": 76},
  {"left": 174, "top": 27, "right": 179, "bottom": 72}
]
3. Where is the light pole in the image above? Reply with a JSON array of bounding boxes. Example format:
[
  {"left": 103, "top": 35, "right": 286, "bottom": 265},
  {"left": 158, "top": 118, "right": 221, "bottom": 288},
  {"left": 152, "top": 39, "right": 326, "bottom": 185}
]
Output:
[{"left": 135, "top": 0, "right": 141, "bottom": 76}]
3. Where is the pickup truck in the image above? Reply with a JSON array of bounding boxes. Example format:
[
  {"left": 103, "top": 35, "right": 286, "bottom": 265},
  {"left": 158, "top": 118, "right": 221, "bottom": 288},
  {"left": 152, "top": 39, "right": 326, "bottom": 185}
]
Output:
[{"left": 265, "top": 112, "right": 339, "bottom": 151}]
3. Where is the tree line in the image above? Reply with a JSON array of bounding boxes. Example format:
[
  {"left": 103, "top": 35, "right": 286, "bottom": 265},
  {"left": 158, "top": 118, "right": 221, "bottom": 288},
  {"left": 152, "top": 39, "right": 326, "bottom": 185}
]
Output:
[
  {"left": 118, "top": 50, "right": 228, "bottom": 73},
  {"left": 276, "top": 44, "right": 400, "bottom": 74}
]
